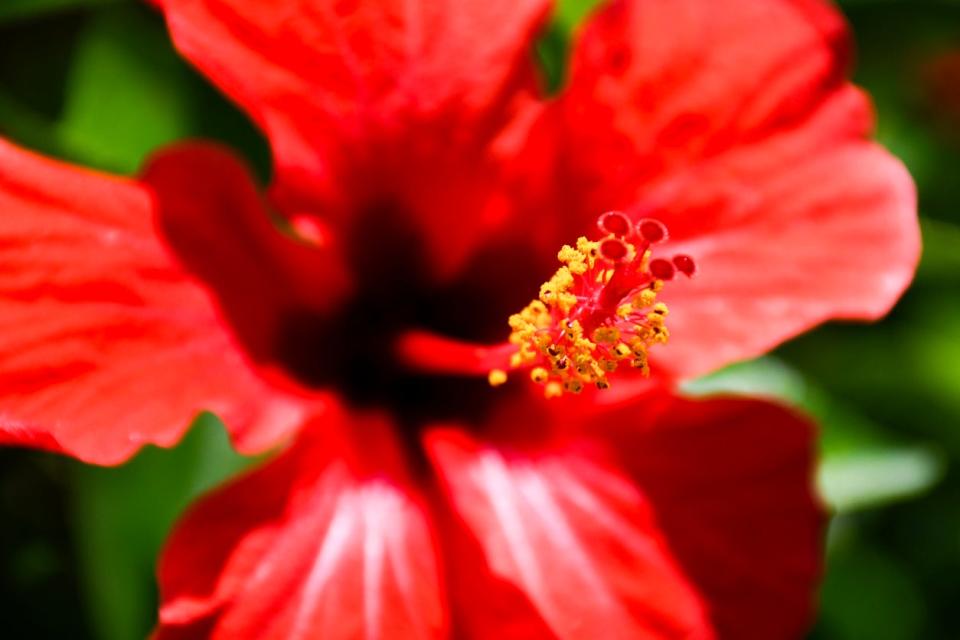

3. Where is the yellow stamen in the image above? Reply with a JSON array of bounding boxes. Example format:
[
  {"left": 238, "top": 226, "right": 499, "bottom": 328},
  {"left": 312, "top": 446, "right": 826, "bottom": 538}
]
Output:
[
  {"left": 491, "top": 236, "right": 670, "bottom": 398},
  {"left": 488, "top": 369, "right": 508, "bottom": 387},
  {"left": 487, "top": 213, "right": 695, "bottom": 398},
  {"left": 530, "top": 367, "right": 550, "bottom": 384}
]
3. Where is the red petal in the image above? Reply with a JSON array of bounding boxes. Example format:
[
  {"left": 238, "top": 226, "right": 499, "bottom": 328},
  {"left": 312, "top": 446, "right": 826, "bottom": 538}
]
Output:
[
  {"left": 650, "top": 134, "right": 918, "bottom": 378},
  {"left": 426, "top": 390, "right": 822, "bottom": 638},
  {"left": 0, "top": 139, "right": 309, "bottom": 464},
  {"left": 424, "top": 427, "right": 714, "bottom": 639},
  {"left": 610, "top": 395, "right": 823, "bottom": 640},
  {"left": 559, "top": 0, "right": 919, "bottom": 377},
  {"left": 157, "top": 410, "right": 445, "bottom": 639},
  {"left": 156, "top": 0, "right": 553, "bottom": 279},
  {"left": 141, "top": 142, "right": 352, "bottom": 360},
  {"left": 563, "top": 0, "right": 853, "bottom": 205}
]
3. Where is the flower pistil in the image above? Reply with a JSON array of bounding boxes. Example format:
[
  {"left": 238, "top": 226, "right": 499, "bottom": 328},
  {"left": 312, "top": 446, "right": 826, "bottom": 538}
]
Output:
[{"left": 489, "top": 211, "right": 696, "bottom": 397}]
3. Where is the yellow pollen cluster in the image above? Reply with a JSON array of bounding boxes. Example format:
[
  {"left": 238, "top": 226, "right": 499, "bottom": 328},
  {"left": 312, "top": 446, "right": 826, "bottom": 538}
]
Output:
[{"left": 492, "top": 236, "right": 672, "bottom": 397}]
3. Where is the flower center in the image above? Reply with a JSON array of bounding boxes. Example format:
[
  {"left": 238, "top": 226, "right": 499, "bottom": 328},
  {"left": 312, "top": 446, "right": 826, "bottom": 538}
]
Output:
[
  {"left": 488, "top": 211, "right": 695, "bottom": 397},
  {"left": 273, "top": 200, "right": 545, "bottom": 418}
]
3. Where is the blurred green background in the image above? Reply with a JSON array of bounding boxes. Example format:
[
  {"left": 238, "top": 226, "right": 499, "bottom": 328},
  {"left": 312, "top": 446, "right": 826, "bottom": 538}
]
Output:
[{"left": 0, "top": 0, "right": 957, "bottom": 637}]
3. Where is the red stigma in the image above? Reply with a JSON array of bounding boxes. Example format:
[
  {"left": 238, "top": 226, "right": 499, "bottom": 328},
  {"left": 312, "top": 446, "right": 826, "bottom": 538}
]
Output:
[
  {"left": 649, "top": 258, "right": 675, "bottom": 280},
  {"left": 673, "top": 254, "right": 697, "bottom": 277},
  {"left": 638, "top": 218, "right": 668, "bottom": 244},
  {"left": 597, "top": 211, "right": 633, "bottom": 238},
  {"left": 599, "top": 237, "right": 630, "bottom": 262}
]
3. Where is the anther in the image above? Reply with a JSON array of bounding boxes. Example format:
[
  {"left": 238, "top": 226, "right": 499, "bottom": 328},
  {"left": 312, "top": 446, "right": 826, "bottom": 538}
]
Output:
[{"left": 488, "top": 369, "right": 508, "bottom": 387}]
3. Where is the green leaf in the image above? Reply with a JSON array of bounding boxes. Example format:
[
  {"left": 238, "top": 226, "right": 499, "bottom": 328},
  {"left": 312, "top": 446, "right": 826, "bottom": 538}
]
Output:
[
  {"left": 917, "top": 218, "right": 960, "bottom": 283},
  {"left": 905, "top": 299, "right": 960, "bottom": 425},
  {"left": 0, "top": 0, "right": 124, "bottom": 23},
  {"left": 846, "top": 3, "right": 960, "bottom": 225},
  {"left": 814, "top": 545, "right": 927, "bottom": 640},
  {"left": 536, "top": 0, "right": 603, "bottom": 95},
  {"left": 56, "top": 4, "right": 197, "bottom": 174},
  {"left": 71, "top": 414, "right": 255, "bottom": 640},
  {"left": 536, "top": 23, "right": 569, "bottom": 95},
  {"left": 0, "top": 90, "right": 68, "bottom": 158},
  {"left": 680, "top": 356, "right": 808, "bottom": 404},
  {"left": 553, "top": 0, "right": 603, "bottom": 34},
  {"left": 818, "top": 447, "right": 946, "bottom": 513}
]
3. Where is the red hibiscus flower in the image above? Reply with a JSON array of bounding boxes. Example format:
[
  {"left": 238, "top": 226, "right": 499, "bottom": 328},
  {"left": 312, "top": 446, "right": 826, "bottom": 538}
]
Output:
[{"left": 0, "top": 0, "right": 918, "bottom": 638}]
